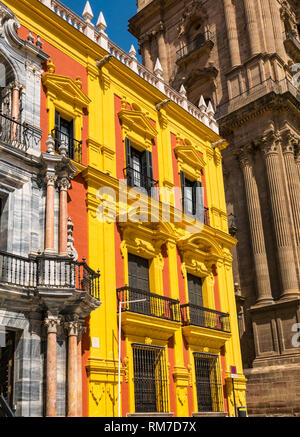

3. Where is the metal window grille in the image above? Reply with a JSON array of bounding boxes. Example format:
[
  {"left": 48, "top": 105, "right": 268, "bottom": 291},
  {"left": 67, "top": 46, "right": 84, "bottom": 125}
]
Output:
[
  {"left": 193, "top": 353, "right": 224, "bottom": 413},
  {"left": 132, "top": 344, "right": 169, "bottom": 413}
]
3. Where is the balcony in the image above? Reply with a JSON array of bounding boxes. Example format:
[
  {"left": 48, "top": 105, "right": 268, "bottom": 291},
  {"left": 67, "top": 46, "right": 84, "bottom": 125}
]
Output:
[
  {"left": 176, "top": 31, "right": 215, "bottom": 63},
  {"left": 0, "top": 251, "right": 100, "bottom": 300},
  {"left": 123, "top": 166, "right": 159, "bottom": 198},
  {"left": 284, "top": 30, "right": 300, "bottom": 62},
  {"left": 181, "top": 303, "right": 231, "bottom": 349},
  {"left": 51, "top": 127, "right": 82, "bottom": 163},
  {"left": 117, "top": 286, "right": 180, "bottom": 322},
  {"left": 181, "top": 303, "right": 230, "bottom": 333},
  {"left": 0, "top": 112, "right": 40, "bottom": 152}
]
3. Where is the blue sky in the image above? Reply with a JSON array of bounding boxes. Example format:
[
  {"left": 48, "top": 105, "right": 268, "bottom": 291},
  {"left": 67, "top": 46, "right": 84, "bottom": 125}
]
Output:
[{"left": 62, "top": 0, "right": 140, "bottom": 56}]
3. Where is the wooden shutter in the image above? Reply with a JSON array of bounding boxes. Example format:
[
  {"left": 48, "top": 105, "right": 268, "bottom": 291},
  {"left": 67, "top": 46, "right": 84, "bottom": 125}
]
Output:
[
  {"left": 142, "top": 150, "right": 153, "bottom": 194},
  {"left": 180, "top": 170, "right": 188, "bottom": 213},
  {"left": 54, "top": 110, "right": 60, "bottom": 152},
  {"left": 125, "top": 137, "right": 133, "bottom": 186},
  {"left": 193, "top": 181, "right": 204, "bottom": 221},
  {"left": 188, "top": 274, "right": 203, "bottom": 307}
]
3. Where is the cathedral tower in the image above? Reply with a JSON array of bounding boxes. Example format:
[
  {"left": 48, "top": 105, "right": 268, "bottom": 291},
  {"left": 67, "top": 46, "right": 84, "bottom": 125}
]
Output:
[{"left": 130, "top": 0, "right": 300, "bottom": 416}]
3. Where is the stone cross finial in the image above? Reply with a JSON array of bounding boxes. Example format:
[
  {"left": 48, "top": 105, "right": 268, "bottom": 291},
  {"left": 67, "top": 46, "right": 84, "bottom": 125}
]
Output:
[
  {"left": 179, "top": 84, "right": 187, "bottom": 98},
  {"left": 58, "top": 139, "right": 68, "bottom": 157},
  {"left": 154, "top": 58, "right": 163, "bottom": 79},
  {"left": 82, "top": 1, "right": 94, "bottom": 23},
  {"left": 46, "top": 134, "right": 55, "bottom": 154},
  {"left": 129, "top": 44, "right": 137, "bottom": 58},
  {"left": 96, "top": 11, "right": 107, "bottom": 32},
  {"left": 198, "top": 95, "right": 207, "bottom": 112}
]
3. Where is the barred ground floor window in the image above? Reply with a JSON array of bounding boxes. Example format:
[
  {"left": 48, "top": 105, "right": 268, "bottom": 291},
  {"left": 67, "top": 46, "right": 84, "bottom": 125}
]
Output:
[
  {"left": 194, "top": 352, "right": 224, "bottom": 412},
  {"left": 132, "top": 344, "right": 169, "bottom": 413}
]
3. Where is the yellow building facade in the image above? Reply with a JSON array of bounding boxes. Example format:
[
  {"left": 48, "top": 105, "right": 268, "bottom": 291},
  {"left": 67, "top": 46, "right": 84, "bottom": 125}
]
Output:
[{"left": 5, "top": 0, "right": 247, "bottom": 417}]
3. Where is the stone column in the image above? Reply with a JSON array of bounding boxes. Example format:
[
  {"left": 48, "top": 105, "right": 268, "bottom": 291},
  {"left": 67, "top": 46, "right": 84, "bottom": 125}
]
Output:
[
  {"left": 45, "top": 173, "right": 57, "bottom": 254},
  {"left": 141, "top": 36, "right": 153, "bottom": 71},
  {"left": 11, "top": 83, "right": 20, "bottom": 140},
  {"left": 260, "top": 0, "right": 276, "bottom": 53},
  {"left": 281, "top": 131, "right": 300, "bottom": 268},
  {"left": 77, "top": 322, "right": 85, "bottom": 417},
  {"left": 262, "top": 131, "right": 299, "bottom": 299},
  {"left": 44, "top": 314, "right": 60, "bottom": 417},
  {"left": 269, "top": 0, "right": 286, "bottom": 61},
  {"left": 238, "top": 148, "right": 273, "bottom": 305},
  {"left": 223, "top": 0, "right": 241, "bottom": 68},
  {"left": 295, "top": 145, "right": 300, "bottom": 181},
  {"left": 156, "top": 25, "right": 168, "bottom": 80},
  {"left": 58, "top": 177, "right": 70, "bottom": 256},
  {"left": 243, "top": 0, "right": 261, "bottom": 56},
  {"left": 65, "top": 316, "right": 79, "bottom": 417}
]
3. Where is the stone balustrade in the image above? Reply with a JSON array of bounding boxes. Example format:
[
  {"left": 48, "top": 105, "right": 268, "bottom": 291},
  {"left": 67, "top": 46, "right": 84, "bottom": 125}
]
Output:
[{"left": 38, "top": 0, "right": 219, "bottom": 134}]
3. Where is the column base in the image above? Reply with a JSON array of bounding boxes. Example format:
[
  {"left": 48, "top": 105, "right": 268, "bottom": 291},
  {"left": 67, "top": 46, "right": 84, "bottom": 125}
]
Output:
[
  {"left": 252, "top": 297, "right": 274, "bottom": 308},
  {"left": 280, "top": 290, "right": 300, "bottom": 301},
  {"left": 44, "top": 249, "right": 58, "bottom": 256}
]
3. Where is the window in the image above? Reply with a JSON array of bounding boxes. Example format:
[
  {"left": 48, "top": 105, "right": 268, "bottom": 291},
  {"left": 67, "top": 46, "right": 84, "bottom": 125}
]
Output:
[
  {"left": 132, "top": 344, "right": 169, "bottom": 413},
  {"left": 128, "top": 253, "right": 151, "bottom": 314},
  {"left": 188, "top": 274, "right": 205, "bottom": 326},
  {"left": 125, "top": 137, "right": 156, "bottom": 196},
  {"left": 0, "top": 330, "right": 15, "bottom": 409},
  {"left": 194, "top": 353, "right": 224, "bottom": 412},
  {"left": 180, "top": 171, "right": 204, "bottom": 220},
  {"left": 0, "top": 196, "right": 8, "bottom": 251},
  {"left": 53, "top": 111, "right": 82, "bottom": 162}
]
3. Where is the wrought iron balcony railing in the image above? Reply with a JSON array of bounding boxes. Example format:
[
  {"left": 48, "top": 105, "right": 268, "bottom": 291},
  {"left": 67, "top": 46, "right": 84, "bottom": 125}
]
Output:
[
  {"left": 176, "top": 30, "right": 215, "bottom": 61},
  {"left": 117, "top": 286, "right": 181, "bottom": 322},
  {"left": 0, "top": 112, "right": 39, "bottom": 151},
  {"left": 51, "top": 128, "right": 82, "bottom": 163},
  {"left": 0, "top": 251, "right": 100, "bottom": 300},
  {"left": 123, "top": 166, "right": 159, "bottom": 198},
  {"left": 181, "top": 303, "right": 231, "bottom": 333}
]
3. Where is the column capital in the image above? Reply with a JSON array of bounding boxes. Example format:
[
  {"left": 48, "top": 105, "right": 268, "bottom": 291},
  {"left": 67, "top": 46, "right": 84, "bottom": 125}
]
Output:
[
  {"left": 235, "top": 146, "right": 253, "bottom": 168},
  {"left": 45, "top": 172, "right": 57, "bottom": 186},
  {"left": 57, "top": 177, "right": 71, "bottom": 191},
  {"left": 64, "top": 315, "right": 80, "bottom": 336},
  {"left": 260, "top": 130, "right": 281, "bottom": 156},
  {"left": 281, "top": 130, "right": 298, "bottom": 155},
  {"left": 44, "top": 315, "right": 61, "bottom": 334}
]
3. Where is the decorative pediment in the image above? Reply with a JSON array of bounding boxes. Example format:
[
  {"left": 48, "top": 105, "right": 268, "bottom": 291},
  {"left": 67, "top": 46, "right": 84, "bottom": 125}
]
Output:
[
  {"left": 177, "top": 232, "right": 224, "bottom": 267},
  {"left": 175, "top": 144, "right": 206, "bottom": 171},
  {"left": 42, "top": 73, "right": 91, "bottom": 109},
  {"left": 118, "top": 109, "right": 158, "bottom": 148}
]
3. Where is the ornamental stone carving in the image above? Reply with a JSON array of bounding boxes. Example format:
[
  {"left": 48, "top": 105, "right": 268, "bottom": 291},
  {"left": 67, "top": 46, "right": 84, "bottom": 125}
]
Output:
[{"left": 260, "top": 130, "right": 281, "bottom": 156}]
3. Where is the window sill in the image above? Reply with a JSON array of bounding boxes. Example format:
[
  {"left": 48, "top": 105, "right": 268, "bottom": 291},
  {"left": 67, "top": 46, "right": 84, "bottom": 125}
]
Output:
[
  {"left": 192, "top": 412, "right": 227, "bottom": 417},
  {"left": 126, "top": 412, "right": 174, "bottom": 417}
]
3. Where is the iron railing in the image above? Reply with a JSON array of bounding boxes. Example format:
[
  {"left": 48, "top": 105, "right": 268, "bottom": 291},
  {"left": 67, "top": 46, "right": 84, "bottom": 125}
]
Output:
[
  {"left": 0, "top": 394, "right": 15, "bottom": 417},
  {"left": 0, "top": 251, "right": 100, "bottom": 300},
  {"left": 51, "top": 128, "right": 82, "bottom": 163},
  {"left": 181, "top": 303, "right": 231, "bottom": 333},
  {"left": 123, "top": 166, "right": 159, "bottom": 198},
  {"left": 0, "top": 112, "right": 40, "bottom": 151},
  {"left": 117, "top": 286, "right": 180, "bottom": 322},
  {"left": 194, "top": 352, "right": 224, "bottom": 412},
  {"left": 176, "top": 30, "right": 215, "bottom": 61},
  {"left": 132, "top": 344, "right": 169, "bottom": 413},
  {"left": 0, "top": 251, "right": 37, "bottom": 288}
]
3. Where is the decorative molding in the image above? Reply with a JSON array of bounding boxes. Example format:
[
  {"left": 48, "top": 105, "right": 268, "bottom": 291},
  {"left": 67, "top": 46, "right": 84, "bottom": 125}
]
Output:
[
  {"left": 42, "top": 73, "right": 91, "bottom": 109},
  {"left": 118, "top": 108, "right": 157, "bottom": 149},
  {"left": 90, "top": 383, "right": 105, "bottom": 406}
]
